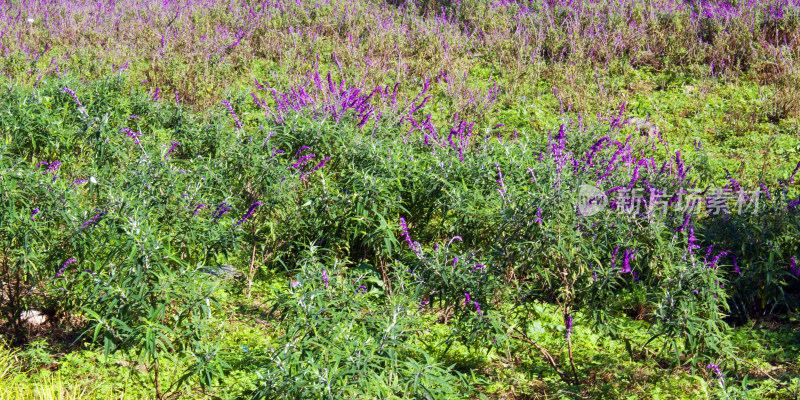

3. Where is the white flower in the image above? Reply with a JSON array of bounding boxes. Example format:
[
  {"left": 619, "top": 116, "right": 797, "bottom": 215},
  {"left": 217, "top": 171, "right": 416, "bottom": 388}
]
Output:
[{"left": 27, "top": 18, "right": 34, "bottom": 23}]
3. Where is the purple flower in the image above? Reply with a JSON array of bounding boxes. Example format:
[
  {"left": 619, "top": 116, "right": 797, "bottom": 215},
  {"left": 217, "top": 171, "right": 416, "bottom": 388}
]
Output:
[
  {"left": 307, "top": 156, "right": 332, "bottom": 176},
  {"left": 254, "top": 78, "right": 267, "bottom": 90},
  {"left": 47, "top": 161, "right": 62, "bottom": 174},
  {"left": 464, "top": 291, "right": 482, "bottom": 315},
  {"left": 611, "top": 246, "right": 620, "bottom": 269},
  {"left": 291, "top": 154, "right": 316, "bottom": 169},
  {"left": 495, "top": 163, "right": 506, "bottom": 198},
  {"left": 357, "top": 285, "right": 367, "bottom": 294},
  {"left": 212, "top": 201, "right": 225, "bottom": 213},
  {"left": 211, "top": 201, "right": 232, "bottom": 222},
  {"left": 31, "top": 208, "right": 40, "bottom": 221},
  {"left": 235, "top": 202, "right": 262, "bottom": 226},
  {"left": 56, "top": 259, "right": 77, "bottom": 278},
  {"left": 221, "top": 100, "right": 243, "bottom": 130},
  {"left": 399, "top": 217, "right": 423, "bottom": 256},
  {"left": 472, "top": 264, "right": 485, "bottom": 273},
  {"left": 731, "top": 254, "right": 742, "bottom": 276},
  {"left": 687, "top": 228, "right": 701, "bottom": 255},
  {"left": 675, "top": 150, "right": 687, "bottom": 182},
  {"left": 620, "top": 249, "right": 637, "bottom": 273},
  {"left": 708, "top": 251, "right": 729, "bottom": 269},
  {"left": 791, "top": 257, "right": 799, "bottom": 276},
  {"left": 62, "top": 86, "right": 83, "bottom": 108},
  {"left": 789, "top": 160, "right": 800, "bottom": 184},
  {"left": 192, "top": 204, "right": 205, "bottom": 215},
  {"left": 291, "top": 280, "right": 301, "bottom": 288},
  {"left": 565, "top": 314, "right": 573, "bottom": 340},
  {"left": 121, "top": 128, "right": 141, "bottom": 144},
  {"left": 168, "top": 142, "right": 180, "bottom": 154},
  {"left": 81, "top": 211, "right": 106, "bottom": 230},
  {"left": 213, "top": 207, "right": 231, "bottom": 222},
  {"left": 789, "top": 195, "right": 800, "bottom": 211},
  {"left": 322, "top": 269, "right": 329, "bottom": 288},
  {"left": 706, "top": 363, "right": 724, "bottom": 387}
]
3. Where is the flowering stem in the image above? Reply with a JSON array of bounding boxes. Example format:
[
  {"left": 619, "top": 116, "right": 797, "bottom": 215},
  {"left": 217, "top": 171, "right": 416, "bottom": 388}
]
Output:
[{"left": 247, "top": 223, "right": 257, "bottom": 299}]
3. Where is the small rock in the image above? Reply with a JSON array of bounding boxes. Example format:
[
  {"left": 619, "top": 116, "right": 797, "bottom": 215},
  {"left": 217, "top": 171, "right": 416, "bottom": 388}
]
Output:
[
  {"left": 199, "top": 265, "right": 243, "bottom": 279},
  {"left": 629, "top": 117, "right": 659, "bottom": 139},
  {"left": 21, "top": 310, "right": 47, "bottom": 326}
]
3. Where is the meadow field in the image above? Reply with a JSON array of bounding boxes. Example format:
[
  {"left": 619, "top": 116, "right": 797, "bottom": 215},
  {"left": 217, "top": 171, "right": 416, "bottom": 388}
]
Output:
[{"left": 1, "top": 0, "right": 800, "bottom": 398}]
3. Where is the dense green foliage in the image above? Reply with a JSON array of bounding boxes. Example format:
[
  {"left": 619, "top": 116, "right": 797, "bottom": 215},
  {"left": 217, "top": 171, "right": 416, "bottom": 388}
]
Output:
[{"left": 1, "top": 0, "right": 800, "bottom": 399}]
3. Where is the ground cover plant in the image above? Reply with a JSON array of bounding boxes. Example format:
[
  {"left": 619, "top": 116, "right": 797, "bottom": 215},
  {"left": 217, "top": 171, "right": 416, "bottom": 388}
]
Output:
[{"left": 1, "top": 0, "right": 800, "bottom": 398}]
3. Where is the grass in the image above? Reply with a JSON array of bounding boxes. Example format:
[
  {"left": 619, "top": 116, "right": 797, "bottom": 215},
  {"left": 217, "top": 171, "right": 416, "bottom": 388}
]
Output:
[{"left": 3, "top": 295, "right": 798, "bottom": 399}]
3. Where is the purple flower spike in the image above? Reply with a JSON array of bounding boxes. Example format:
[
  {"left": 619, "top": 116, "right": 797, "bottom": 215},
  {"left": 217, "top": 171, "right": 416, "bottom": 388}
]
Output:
[
  {"left": 495, "top": 163, "right": 506, "bottom": 198},
  {"left": 291, "top": 154, "right": 316, "bottom": 169},
  {"left": 31, "top": 208, "right": 40, "bottom": 221},
  {"left": 620, "top": 249, "right": 637, "bottom": 274},
  {"left": 565, "top": 314, "right": 573, "bottom": 340},
  {"left": 235, "top": 202, "right": 262, "bottom": 226},
  {"left": 56, "top": 259, "right": 77, "bottom": 278},
  {"left": 464, "top": 293, "right": 472, "bottom": 304},
  {"left": 730, "top": 254, "right": 742, "bottom": 276},
  {"left": 221, "top": 100, "right": 243, "bottom": 130},
  {"left": 62, "top": 86, "right": 83, "bottom": 108},
  {"left": 47, "top": 161, "right": 62, "bottom": 174},
  {"left": 213, "top": 207, "right": 231, "bottom": 222},
  {"left": 791, "top": 257, "right": 799, "bottom": 276},
  {"left": 611, "top": 246, "right": 620, "bottom": 269},
  {"left": 789, "top": 160, "right": 800, "bottom": 184},
  {"left": 322, "top": 269, "right": 329, "bottom": 288},
  {"left": 310, "top": 156, "right": 332, "bottom": 173},
  {"left": 211, "top": 202, "right": 231, "bottom": 221},
  {"left": 706, "top": 364, "right": 724, "bottom": 387},
  {"left": 399, "top": 217, "right": 423, "bottom": 256},
  {"left": 81, "top": 211, "right": 106, "bottom": 231}
]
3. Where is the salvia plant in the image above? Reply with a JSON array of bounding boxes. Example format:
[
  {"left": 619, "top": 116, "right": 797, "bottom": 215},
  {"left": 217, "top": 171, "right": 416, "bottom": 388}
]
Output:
[{"left": 0, "top": 0, "right": 799, "bottom": 397}]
